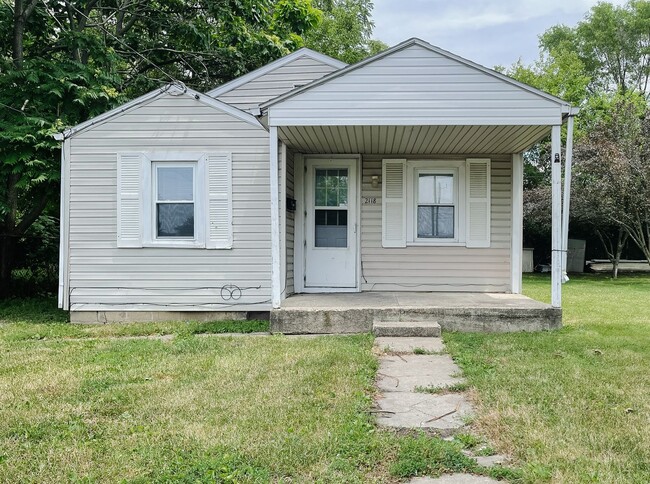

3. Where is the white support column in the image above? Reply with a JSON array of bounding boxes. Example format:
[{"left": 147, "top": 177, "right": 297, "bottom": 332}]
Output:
[
  {"left": 269, "top": 126, "right": 282, "bottom": 308},
  {"left": 511, "top": 153, "right": 524, "bottom": 294},
  {"left": 280, "top": 142, "right": 287, "bottom": 301},
  {"left": 561, "top": 115, "right": 575, "bottom": 282},
  {"left": 551, "top": 124, "right": 562, "bottom": 308}
]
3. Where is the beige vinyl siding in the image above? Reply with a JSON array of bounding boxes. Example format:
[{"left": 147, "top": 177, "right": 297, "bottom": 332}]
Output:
[
  {"left": 217, "top": 56, "right": 340, "bottom": 111},
  {"left": 269, "top": 44, "right": 563, "bottom": 126},
  {"left": 68, "top": 93, "right": 271, "bottom": 311},
  {"left": 360, "top": 154, "right": 512, "bottom": 292}
]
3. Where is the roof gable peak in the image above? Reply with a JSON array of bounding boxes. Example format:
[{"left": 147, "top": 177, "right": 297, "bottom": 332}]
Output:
[{"left": 206, "top": 48, "right": 347, "bottom": 98}]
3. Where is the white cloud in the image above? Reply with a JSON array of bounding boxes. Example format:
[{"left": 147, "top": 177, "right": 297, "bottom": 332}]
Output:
[{"left": 371, "top": 0, "right": 630, "bottom": 67}]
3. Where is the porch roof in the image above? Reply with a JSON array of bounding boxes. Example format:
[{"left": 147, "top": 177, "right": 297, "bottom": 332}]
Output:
[{"left": 277, "top": 124, "right": 550, "bottom": 154}]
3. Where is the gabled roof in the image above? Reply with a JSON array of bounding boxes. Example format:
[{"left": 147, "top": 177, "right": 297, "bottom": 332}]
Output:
[
  {"left": 54, "top": 83, "right": 263, "bottom": 141},
  {"left": 206, "top": 48, "right": 347, "bottom": 98},
  {"left": 261, "top": 38, "right": 574, "bottom": 112}
]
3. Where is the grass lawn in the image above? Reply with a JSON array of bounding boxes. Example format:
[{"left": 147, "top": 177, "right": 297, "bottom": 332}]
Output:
[
  {"left": 0, "top": 299, "right": 505, "bottom": 483},
  {"left": 445, "top": 274, "right": 650, "bottom": 483},
  {"left": 1, "top": 274, "right": 649, "bottom": 482}
]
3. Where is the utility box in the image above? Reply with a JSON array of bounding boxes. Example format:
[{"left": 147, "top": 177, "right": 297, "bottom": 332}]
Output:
[
  {"left": 567, "top": 239, "right": 586, "bottom": 273},
  {"left": 523, "top": 248, "right": 534, "bottom": 273}
]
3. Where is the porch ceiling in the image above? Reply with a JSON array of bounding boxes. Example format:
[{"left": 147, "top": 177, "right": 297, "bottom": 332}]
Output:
[{"left": 278, "top": 124, "right": 550, "bottom": 154}]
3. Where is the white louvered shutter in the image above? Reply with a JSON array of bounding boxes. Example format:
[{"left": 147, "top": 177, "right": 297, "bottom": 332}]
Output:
[
  {"left": 117, "top": 153, "right": 143, "bottom": 248},
  {"left": 466, "top": 158, "right": 491, "bottom": 248},
  {"left": 382, "top": 159, "right": 407, "bottom": 248},
  {"left": 205, "top": 152, "right": 233, "bottom": 249}
]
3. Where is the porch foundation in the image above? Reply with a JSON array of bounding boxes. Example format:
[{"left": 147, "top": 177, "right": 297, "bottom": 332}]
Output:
[{"left": 271, "top": 292, "right": 561, "bottom": 334}]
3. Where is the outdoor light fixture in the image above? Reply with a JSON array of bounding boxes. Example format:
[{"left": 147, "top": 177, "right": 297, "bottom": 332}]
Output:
[{"left": 371, "top": 175, "right": 380, "bottom": 188}]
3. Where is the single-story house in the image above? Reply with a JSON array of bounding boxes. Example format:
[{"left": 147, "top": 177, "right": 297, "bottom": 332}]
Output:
[{"left": 55, "top": 38, "right": 576, "bottom": 331}]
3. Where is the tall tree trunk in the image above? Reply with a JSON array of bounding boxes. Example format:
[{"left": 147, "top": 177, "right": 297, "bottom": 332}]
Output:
[
  {"left": 0, "top": 236, "right": 16, "bottom": 298},
  {"left": 596, "top": 227, "right": 628, "bottom": 279}
]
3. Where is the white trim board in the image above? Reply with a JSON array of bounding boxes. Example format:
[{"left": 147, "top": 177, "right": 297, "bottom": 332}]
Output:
[{"left": 206, "top": 48, "right": 346, "bottom": 98}]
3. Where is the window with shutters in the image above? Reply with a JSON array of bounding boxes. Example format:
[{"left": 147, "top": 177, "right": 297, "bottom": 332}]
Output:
[
  {"left": 116, "top": 151, "right": 232, "bottom": 249},
  {"left": 380, "top": 158, "right": 491, "bottom": 249}
]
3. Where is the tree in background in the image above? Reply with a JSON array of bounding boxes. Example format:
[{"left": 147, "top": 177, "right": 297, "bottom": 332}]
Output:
[
  {"left": 0, "top": 0, "right": 323, "bottom": 295},
  {"left": 500, "top": 1, "right": 650, "bottom": 271},
  {"left": 573, "top": 99, "right": 650, "bottom": 276},
  {"left": 304, "top": 0, "right": 386, "bottom": 63}
]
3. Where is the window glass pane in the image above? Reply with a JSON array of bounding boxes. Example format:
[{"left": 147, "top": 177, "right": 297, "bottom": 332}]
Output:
[
  {"left": 435, "top": 206, "right": 454, "bottom": 238},
  {"left": 315, "top": 168, "right": 348, "bottom": 207},
  {"left": 315, "top": 209, "right": 347, "bottom": 247},
  {"left": 419, "top": 174, "right": 453, "bottom": 204},
  {"left": 417, "top": 206, "right": 434, "bottom": 238},
  {"left": 436, "top": 176, "right": 454, "bottom": 204},
  {"left": 157, "top": 203, "right": 194, "bottom": 237},
  {"left": 418, "top": 175, "right": 435, "bottom": 204},
  {"left": 157, "top": 166, "right": 194, "bottom": 201},
  {"left": 417, "top": 206, "right": 454, "bottom": 238}
]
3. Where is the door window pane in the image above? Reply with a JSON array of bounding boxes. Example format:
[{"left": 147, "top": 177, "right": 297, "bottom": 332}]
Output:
[
  {"left": 315, "top": 169, "right": 348, "bottom": 207},
  {"left": 315, "top": 209, "right": 348, "bottom": 247}
]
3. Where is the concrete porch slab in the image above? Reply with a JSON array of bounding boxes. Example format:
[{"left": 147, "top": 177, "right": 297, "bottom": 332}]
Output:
[{"left": 271, "top": 292, "right": 561, "bottom": 334}]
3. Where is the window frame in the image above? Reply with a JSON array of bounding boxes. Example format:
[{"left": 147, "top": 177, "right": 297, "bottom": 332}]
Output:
[
  {"left": 406, "top": 160, "right": 466, "bottom": 246},
  {"left": 142, "top": 152, "right": 206, "bottom": 248}
]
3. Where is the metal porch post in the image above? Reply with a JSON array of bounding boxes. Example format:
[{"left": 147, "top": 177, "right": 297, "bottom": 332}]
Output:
[
  {"left": 270, "top": 126, "right": 282, "bottom": 308},
  {"left": 551, "top": 124, "right": 562, "bottom": 308}
]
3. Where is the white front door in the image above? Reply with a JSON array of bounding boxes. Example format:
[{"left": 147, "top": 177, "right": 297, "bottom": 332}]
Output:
[{"left": 304, "top": 158, "right": 358, "bottom": 289}]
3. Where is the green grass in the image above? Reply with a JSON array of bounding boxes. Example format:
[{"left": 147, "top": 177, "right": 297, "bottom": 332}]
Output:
[
  {"left": 0, "top": 298, "right": 268, "bottom": 342},
  {"left": 0, "top": 299, "right": 495, "bottom": 482},
  {"left": 445, "top": 273, "right": 650, "bottom": 483}
]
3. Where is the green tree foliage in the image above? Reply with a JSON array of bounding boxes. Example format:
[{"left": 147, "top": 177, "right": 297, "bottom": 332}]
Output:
[
  {"left": 498, "top": 1, "right": 650, "bottom": 265},
  {"left": 0, "top": 0, "right": 323, "bottom": 293},
  {"left": 304, "top": 0, "right": 386, "bottom": 63},
  {"left": 573, "top": 99, "right": 650, "bottom": 273}
]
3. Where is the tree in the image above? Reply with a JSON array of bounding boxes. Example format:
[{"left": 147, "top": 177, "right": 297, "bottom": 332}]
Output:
[
  {"left": 303, "top": 0, "right": 386, "bottom": 63},
  {"left": 541, "top": 1, "right": 650, "bottom": 98},
  {"left": 0, "top": 0, "right": 323, "bottom": 294},
  {"left": 573, "top": 98, "right": 650, "bottom": 276}
]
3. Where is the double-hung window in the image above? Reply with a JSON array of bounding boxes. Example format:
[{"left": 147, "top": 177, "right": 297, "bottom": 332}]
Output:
[
  {"left": 153, "top": 163, "right": 196, "bottom": 239},
  {"left": 117, "top": 151, "right": 232, "bottom": 249},
  {"left": 417, "top": 173, "right": 455, "bottom": 239}
]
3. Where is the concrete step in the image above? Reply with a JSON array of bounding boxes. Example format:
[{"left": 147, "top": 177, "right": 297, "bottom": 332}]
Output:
[{"left": 373, "top": 320, "right": 441, "bottom": 337}]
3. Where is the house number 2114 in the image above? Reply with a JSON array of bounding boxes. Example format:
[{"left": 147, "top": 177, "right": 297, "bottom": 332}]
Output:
[{"left": 362, "top": 197, "right": 377, "bottom": 205}]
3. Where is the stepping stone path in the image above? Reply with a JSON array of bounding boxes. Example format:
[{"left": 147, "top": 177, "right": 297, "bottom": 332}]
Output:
[
  {"left": 373, "top": 336, "right": 472, "bottom": 434},
  {"left": 373, "top": 336, "right": 504, "bottom": 484}
]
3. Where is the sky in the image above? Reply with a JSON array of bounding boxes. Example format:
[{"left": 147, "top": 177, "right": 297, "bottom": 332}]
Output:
[{"left": 371, "top": 0, "right": 629, "bottom": 69}]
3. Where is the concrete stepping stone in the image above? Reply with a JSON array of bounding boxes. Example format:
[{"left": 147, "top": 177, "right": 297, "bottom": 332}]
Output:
[
  {"left": 377, "top": 354, "right": 464, "bottom": 393},
  {"left": 408, "top": 474, "right": 500, "bottom": 483},
  {"left": 375, "top": 392, "right": 472, "bottom": 432},
  {"left": 474, "top": 454, "right": 509, "bottom": 467},
  {"left": 373, "top": 320, "right": 441, "bottom": 337},
  {"left": 375, "top": 336, "right": 445, "bottom": 353}
]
